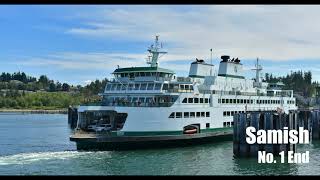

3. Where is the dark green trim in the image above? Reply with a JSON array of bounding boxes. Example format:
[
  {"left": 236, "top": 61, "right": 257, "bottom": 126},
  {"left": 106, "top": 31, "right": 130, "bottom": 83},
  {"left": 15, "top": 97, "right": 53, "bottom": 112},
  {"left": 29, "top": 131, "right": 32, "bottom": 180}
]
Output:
[
  {"left": 218, "top": 74, "right": 245, "bottom": 79},
  {"left": 120, "top": 127, "right": 232, "bottom": 136},
  {"left": 189, "top": 75, "right": 205, "bottom": 78},
  {"left": 113, "top": 67, "right": 175, "bottom": 74}
]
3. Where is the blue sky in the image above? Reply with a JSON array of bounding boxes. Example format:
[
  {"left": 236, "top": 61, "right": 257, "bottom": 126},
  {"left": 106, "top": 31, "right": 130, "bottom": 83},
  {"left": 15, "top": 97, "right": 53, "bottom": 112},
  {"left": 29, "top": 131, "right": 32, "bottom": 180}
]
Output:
[{"left": 1, "top": 5, "right": 320, "bottom": 85}]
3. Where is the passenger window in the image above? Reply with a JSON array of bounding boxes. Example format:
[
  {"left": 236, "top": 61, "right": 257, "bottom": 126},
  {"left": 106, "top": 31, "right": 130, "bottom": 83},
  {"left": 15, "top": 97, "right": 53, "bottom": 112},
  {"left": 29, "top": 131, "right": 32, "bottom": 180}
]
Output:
[
  {"left": 184, "top": 112, "right": 189, "bottom": 118},
  {"left": 196, "top": 112, "right": 201, "bottom": 117},
  {"left": 200, "top": 98, "right": 204, "bottom": 103},
  {"left": 194, "top": 98, "right": 199, "bottom": 103},
  {"left": 169, "top": 112, "right": 175, "bottom": 118},
  {"left": 222, "top": 99, "right": 225, "bottom": 104},
  {"left": 188, "top": 98, "right": 193, "bottom": 103},
  {"left": 190, "top": 112, "right": 195, "bottom": 118},
  {"left": 205, "top": 98, "right": 209, "bottom": 103},
  {"left": 201, "top": 112, "right": 205, "bottom": 117},
  {"left": 176, "top": 112, "right": 182, "bottom": 118},
  {"left": 206, "top": 112, "right": 210, "bottom": 117},
  {"left": 182, "top": 98, "right": 187, "bottom": 103}
]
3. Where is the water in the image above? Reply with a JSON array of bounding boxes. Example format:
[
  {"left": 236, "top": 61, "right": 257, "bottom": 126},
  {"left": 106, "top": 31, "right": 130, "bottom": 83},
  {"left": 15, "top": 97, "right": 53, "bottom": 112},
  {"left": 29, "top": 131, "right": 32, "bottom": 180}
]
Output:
[{"left": 0, "top": 113, "right": 320, "bottom": 175}]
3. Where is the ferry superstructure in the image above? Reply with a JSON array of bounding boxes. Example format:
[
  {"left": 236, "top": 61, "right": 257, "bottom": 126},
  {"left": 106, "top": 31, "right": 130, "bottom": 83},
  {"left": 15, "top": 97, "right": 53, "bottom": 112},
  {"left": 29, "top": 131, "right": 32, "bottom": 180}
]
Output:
[{"left": 70, "top": 36, "right": 298, "bottom": 150}]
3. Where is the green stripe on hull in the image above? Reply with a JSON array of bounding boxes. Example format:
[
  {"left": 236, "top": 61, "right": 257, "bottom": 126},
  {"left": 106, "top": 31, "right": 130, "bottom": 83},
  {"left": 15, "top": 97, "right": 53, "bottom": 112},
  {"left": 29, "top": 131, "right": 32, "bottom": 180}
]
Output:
[{"left": 120, "top": 127, "right": 233, "bottom": 136}]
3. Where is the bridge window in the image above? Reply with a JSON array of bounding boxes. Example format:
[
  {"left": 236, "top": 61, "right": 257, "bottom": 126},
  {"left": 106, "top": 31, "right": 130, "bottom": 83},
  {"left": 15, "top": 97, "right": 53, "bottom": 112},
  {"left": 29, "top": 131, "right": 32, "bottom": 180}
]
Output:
[
  {"left": 128, "top": 84, "right": 134, "bottom": 90},
  {"left": 134, "top": 84, "right": 140, "bottom": 90},
  {"left": 154, "top": 83, "right": 162, "bottom": 90},
  {"left": 116, "top": 84, "right": 121, "bottom": 91},
  {"left": 140, "top": 83, "right": 147, "bottom": 90},
  {"left": 106, "top": 84, "right": 112, "bottom": 91},
  {"left": 111, "top": 84, "right": 117, "bottom": 91},
  {"left": 147, "top": 83, "right": 154, "bottom": 90},
  {"left": 169, "top": 112, "right": 175, "bottom": 118}
]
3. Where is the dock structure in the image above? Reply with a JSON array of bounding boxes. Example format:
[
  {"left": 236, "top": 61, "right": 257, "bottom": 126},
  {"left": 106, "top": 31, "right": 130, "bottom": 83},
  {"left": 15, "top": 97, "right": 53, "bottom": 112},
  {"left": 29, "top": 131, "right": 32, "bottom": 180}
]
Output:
[
  {"left": 311, "top": 110, "right": 320, "bottom": 140},
  {"left": 233, "top": 111, "right": 298, "bottom": 157},
  {"left": 233, "top": 110, "right": 320, "bottom": 157},
  {"left": 68, "top": 107, "right": 78, "bottom": 129}
]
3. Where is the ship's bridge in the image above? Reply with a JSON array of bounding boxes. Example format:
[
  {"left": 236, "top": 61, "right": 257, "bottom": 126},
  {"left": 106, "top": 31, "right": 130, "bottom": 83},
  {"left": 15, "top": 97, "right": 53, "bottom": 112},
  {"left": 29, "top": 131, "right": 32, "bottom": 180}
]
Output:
[{"left": 112, "top": 66, "right": 175, "bottom": 82}]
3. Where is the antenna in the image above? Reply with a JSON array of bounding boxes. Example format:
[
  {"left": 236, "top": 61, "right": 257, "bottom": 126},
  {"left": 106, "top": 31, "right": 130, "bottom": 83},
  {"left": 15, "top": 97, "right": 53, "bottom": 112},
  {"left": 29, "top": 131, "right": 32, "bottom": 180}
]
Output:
[
  {"left": 210, "top": 49, "right": 213, "bottom": 76},
  {"left": 251, "top": 57, "right": 263, "bottom": 85},
  {"left": 147, "top": 35, "right": 167, "bottom": 67}
]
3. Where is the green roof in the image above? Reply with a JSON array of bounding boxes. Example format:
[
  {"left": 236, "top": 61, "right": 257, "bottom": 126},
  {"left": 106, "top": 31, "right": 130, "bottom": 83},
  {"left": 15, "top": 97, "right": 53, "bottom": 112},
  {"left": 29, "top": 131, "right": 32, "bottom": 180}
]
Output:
[{"left": 113, "top": 67, "right": 175, "bottom": 74}]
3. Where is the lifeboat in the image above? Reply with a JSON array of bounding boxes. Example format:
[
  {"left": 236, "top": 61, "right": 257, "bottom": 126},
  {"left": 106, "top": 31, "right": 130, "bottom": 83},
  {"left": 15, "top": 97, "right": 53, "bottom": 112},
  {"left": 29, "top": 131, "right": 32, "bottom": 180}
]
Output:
[{"left": 184, "top": 128, "right": 198, "bottom": 134}]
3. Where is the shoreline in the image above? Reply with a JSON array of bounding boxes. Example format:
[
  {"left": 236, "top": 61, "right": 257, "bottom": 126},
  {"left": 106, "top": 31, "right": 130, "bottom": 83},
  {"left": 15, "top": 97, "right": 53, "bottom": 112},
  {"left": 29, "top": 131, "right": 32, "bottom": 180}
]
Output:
[{"left": 0, "top": 109, "right": 67, "bottom": 114}]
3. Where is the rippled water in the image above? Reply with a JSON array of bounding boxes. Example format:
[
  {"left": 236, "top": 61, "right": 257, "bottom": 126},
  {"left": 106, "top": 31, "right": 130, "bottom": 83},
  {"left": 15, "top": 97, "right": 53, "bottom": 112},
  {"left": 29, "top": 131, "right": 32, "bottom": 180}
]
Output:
[{"left": 0, "top": 113, "right": 319, "bottom": 175}]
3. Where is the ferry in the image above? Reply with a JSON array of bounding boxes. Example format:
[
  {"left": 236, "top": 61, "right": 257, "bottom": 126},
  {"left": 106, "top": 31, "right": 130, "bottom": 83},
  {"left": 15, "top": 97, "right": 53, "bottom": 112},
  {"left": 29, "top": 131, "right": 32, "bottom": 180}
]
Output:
[{"left": 70, "top": 36, "right": 298, "bottom": 150}]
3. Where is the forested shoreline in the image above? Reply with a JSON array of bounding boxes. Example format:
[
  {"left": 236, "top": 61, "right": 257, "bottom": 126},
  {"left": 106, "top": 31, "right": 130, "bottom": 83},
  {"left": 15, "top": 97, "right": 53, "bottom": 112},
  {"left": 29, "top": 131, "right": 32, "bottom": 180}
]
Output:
[{"left": 0, "top": 72, "right": 107, "bottom": 110}]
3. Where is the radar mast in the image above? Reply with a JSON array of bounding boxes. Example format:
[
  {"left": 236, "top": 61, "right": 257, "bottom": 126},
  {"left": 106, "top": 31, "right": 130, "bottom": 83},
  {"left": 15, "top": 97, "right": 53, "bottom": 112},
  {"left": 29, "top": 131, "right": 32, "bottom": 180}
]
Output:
[{"left": 147, "top": 35, "right": 167, "bottom": 67}]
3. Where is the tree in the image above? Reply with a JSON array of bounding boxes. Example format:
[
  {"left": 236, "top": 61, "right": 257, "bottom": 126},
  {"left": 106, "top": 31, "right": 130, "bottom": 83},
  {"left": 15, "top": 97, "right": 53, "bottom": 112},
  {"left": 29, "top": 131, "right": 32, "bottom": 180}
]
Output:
[
  {"left": 62, "top": 83, "right": 70, "bottom": 92},
  {"left": 49, "top": 82, "right": 56, "bottom": 92},
  {"left": 39, "top": 75, "right": 49, "bottom": 86}
]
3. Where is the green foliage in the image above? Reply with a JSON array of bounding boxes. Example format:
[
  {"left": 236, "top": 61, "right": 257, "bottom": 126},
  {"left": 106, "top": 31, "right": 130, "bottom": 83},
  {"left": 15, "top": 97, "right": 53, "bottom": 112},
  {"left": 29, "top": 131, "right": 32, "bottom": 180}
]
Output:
[
  {"left": 264, "top": 70, "right": 316, "bottom": 97},
  {"left": 0, "top": 71, "right": 108, "bottom": 109},
  {"left": 0, "top": 92, "right": 85, "bottom": 109}
]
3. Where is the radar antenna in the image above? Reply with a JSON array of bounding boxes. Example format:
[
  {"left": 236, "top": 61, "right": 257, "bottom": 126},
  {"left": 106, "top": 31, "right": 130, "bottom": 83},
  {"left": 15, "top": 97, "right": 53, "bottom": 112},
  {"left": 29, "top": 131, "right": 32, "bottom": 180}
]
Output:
[
  {"left": 146, "top": 35, "right": 167, "bottom": 67},
  {"left": 252, "top": 58, "right": 263, "bottom": 85}
]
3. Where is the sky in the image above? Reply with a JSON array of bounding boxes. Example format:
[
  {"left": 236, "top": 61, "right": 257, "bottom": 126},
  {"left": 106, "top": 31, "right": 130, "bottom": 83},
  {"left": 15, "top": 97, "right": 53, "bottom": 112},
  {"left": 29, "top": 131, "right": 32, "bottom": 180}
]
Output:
[{"left": 1, "top": 5, "right": 320, "bottom": 86}]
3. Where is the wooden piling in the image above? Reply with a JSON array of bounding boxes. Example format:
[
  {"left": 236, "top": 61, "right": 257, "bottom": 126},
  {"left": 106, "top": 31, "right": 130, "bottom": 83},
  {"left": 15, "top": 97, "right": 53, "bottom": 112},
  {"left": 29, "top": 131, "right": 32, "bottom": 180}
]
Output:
[
  {"left": 233, "top": 111, "right": 299, "bottom": 157},
  {"left": 249, "top": 112, "right": 259, "bottom": 157},
  {"left": 312, "top": 111, "right": 319, "bottom": 140},
  {"left": 238, "top": 113, "right": 249, "bottom": 156}
]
